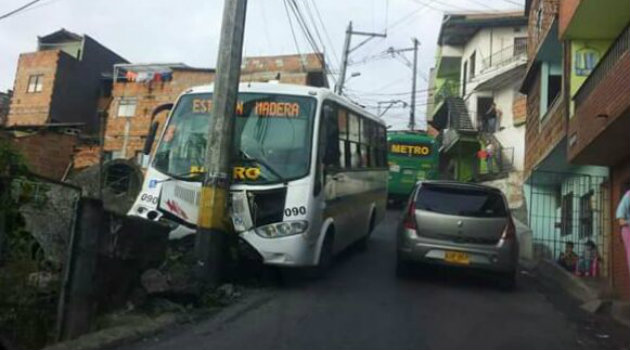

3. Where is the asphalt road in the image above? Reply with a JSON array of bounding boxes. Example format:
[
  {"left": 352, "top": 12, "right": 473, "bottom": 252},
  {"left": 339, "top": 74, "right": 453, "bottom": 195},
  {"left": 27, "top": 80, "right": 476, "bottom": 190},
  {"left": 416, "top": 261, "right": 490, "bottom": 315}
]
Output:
[{"left": 120, "top": 210, "right": 630, "bottom": 350}]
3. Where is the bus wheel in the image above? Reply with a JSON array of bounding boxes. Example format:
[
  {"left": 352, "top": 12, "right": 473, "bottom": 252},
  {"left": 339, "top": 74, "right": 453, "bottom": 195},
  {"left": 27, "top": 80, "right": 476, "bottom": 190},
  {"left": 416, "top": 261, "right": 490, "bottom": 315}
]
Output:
[
  {"left": 314, "top": 231, "right": 334, "bottom": 278},
  {"left": 357, "top": 213, "right": 375, "bottom": 252}
]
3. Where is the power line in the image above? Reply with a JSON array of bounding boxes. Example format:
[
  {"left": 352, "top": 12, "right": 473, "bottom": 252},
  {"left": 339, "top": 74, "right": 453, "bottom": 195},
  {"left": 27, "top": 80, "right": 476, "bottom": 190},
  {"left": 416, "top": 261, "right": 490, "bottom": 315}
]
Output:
[
  {"left": 0, "top": 0, "right": 43, "bottom": 21},
  {"left": 282, "top": 0, "right": 306, "bottom": 71},
  {"left": 309, "top": 0, "right": 340, "bottom": 67},
  {"left": 302, "top": 0, "right": 336, "bottom": 71},
  {"left": 286, "top": 0, "right": 337, "bottom": 85}
]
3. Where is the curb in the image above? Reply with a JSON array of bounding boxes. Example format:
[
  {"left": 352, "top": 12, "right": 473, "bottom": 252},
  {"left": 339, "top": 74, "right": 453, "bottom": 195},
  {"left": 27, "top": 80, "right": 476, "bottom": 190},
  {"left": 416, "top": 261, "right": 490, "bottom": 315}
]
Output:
[
  {"left": 42, "top": 289, "right": 275, "bottom": 350},
  {"left": 534, "top": 258, "right": 600, "bottom": 303},
  {"left": 43, "top": 313, "right": 183, "bottom": 350},
  {"left": 529, "top": 258, "right": 630, "bottom": 329},
  {"left": 611, "top": 301, "right": 630, "bottom": 328}
]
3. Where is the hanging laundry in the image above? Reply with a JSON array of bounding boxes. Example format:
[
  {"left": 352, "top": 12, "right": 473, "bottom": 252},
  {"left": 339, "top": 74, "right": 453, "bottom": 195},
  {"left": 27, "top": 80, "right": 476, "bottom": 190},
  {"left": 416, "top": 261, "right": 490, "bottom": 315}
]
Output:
[
  {"left": 125, "top": 70, "right": 137, "bottom": 82},
  {"left": 136, "top": 71, "right": 152, "bottom": 83},
  {"left": 160, "top": 72, "right": 173, "bottom": 82}
]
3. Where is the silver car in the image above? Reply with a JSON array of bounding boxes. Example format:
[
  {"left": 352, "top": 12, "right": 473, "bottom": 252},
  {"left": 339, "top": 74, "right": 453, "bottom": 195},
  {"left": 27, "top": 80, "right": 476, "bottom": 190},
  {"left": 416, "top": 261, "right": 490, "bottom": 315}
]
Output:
[{"left": 396, "top": 181, "right": 518, "bottom": 287}]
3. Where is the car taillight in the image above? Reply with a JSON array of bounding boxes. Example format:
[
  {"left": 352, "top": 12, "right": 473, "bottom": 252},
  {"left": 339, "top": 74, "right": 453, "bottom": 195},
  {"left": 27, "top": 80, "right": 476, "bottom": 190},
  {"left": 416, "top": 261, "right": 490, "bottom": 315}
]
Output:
[
  {"left": 403, "top": 201, "right": 417, "bottom": 230},
  {"left": 501, "top": 218, "right": 516, "bottom": 240}
]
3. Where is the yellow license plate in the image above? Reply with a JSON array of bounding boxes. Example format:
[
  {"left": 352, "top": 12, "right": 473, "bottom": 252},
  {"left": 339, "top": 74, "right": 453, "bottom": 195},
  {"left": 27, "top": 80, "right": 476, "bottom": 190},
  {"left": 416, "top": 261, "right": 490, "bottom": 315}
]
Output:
[{"left": 444, "top": 251, "right": 470, "bottom": 265}]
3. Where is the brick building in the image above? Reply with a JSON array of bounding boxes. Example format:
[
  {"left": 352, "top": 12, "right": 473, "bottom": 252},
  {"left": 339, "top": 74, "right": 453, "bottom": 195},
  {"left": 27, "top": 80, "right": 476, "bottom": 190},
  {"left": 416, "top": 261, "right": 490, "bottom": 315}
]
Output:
[
  {"left": 104, "top": 64, "right": 216, "bottom": 161},
  {"left": 104, "top": 53, "right": 327, "bottom": 161},
  {"left": 1, "top": 124, "right": 82, "bottom": 180},
  {"left": 560, "top": 0, "right": 630, "bottom": 300},
  {"left": 6, "top": 29, "right": 127, "bottom": 132},
  {"left": 521, "top": 0, "right": 630, "bottom": 300}
]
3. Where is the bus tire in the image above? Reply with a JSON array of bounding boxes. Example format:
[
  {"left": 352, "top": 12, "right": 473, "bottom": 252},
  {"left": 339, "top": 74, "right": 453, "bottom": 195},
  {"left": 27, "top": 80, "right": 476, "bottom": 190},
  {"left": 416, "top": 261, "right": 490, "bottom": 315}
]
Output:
[
  {"left": 314, "top": 230, "right": 334, "bottom": 278},
  {"left": 357, "top": 212, "right": 376, "bottom": 252}
]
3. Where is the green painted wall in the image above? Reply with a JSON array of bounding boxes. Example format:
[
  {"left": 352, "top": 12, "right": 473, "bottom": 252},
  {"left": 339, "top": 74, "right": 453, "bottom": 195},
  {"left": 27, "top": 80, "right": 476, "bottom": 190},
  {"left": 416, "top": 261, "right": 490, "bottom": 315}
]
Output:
[
  {"left": 569, "top": 40, "right": 612, "bottom": 118},
  {"left": 447, "top": 139, "right": 479, "bottom": 182}
]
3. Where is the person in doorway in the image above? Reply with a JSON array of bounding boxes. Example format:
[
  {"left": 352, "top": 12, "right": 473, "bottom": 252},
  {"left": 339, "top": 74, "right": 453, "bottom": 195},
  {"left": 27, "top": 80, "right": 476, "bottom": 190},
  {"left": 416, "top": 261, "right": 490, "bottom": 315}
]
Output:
[
  {"left": 484, "top": 102, "right": 499, "bottom": 133},
  {"left": 615, "top": 190, "right": 630, "bottom": 283},
  {"left": 557, "top": 241, "right": 578, "bottom": 272}
]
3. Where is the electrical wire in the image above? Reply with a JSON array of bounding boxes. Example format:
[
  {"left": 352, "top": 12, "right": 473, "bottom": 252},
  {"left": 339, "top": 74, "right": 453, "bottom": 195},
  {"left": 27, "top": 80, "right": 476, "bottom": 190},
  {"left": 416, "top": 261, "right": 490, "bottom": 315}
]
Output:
[
  {"left": 286, "top": 0, "right": 337, "bottom": 85},
  {"left": 0, "top": 0, "right": 43, "bottom": 21},
  {"left": 282, "top": 0, "right": 306, "bottom": 72},
  {"left": 309, "top": 0, "right": 340, "bottom": 68},
  {"left": 302, "top": 0, "right": 336, "bottom": 72}
]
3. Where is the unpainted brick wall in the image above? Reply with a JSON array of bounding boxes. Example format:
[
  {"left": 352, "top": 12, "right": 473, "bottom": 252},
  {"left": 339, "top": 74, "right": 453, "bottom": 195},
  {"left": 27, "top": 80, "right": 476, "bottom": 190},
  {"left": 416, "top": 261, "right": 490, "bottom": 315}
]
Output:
[
  {"left": 73, "top": 144, "right": 101, "bottom": 169},
  {"left": 104, "top": 69, "right": 215, "bottom": 158},
  {"left": 512, "top": 94, "right": 527, "bottom": 126},
  {"left": 8, "top": 130, "right": 78, "bottom": 180},
  {"left": 527, "top": 0, "right": 559, "bottom": 60},
  {"left": 569, "top": 53, "right": 630, "bottom": 161},
  {"left": 6, "top": 51, "right": 59, "bottom": 126},
  {"left": 523, "top": 70, "right": 566, "bottom": 176}
]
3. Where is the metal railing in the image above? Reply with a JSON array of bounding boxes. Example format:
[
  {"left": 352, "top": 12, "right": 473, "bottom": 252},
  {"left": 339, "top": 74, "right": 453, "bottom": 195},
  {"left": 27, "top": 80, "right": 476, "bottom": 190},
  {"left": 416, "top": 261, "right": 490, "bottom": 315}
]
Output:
[
  {"left": 480, "top": 43, "right": 527, "bottom": 73},
  {"left": 575, "top": 24, "right": 630, "bottom": 106},
  {"left": 473, "top": 146, "right": 514, "bottom": 180},
  {"left": 526, "top": 171, "right": 610, "bottom": 278}
]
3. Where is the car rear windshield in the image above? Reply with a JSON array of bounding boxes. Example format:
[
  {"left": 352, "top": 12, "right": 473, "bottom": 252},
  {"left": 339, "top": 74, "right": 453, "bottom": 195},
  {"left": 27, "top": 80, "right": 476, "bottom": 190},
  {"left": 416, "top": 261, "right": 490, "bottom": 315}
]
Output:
[{"left": 416, "top": 184, "right": 507, "bottom": 218}]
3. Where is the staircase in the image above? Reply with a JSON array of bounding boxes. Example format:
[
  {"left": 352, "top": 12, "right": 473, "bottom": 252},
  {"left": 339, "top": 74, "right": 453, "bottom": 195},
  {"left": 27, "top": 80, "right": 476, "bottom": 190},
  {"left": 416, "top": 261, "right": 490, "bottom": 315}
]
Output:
[{"left": 445, "top": 97, "right": 475, "bottom": 131}]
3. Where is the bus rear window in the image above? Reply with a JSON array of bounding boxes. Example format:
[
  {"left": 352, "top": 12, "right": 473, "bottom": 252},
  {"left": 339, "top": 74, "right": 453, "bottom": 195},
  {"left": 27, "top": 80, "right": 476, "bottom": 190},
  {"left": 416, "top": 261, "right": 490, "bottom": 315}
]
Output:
[{"left": 416, "top": 184, "right": 507, "bottom": 217}]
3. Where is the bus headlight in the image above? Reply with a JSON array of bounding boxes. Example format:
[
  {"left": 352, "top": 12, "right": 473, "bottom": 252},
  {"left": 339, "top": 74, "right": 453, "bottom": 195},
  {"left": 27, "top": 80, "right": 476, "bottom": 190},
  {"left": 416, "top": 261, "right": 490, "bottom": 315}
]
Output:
[{"left": 255, "top": 220, "right": 309, "bottom": 238}]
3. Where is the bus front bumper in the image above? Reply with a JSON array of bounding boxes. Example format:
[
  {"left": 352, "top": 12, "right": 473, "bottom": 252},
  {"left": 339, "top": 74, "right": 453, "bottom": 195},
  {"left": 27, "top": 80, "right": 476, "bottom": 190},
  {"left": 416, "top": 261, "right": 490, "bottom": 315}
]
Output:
[{"left": 240, "top": 230, "right": 318, "bottom": 267}]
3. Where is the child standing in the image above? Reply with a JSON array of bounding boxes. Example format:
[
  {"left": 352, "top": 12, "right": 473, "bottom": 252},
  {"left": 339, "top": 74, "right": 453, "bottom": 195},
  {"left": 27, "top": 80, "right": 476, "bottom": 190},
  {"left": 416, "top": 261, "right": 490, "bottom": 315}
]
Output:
[{"left": 557, "top": 241, "right": 578, "bottom": 272}]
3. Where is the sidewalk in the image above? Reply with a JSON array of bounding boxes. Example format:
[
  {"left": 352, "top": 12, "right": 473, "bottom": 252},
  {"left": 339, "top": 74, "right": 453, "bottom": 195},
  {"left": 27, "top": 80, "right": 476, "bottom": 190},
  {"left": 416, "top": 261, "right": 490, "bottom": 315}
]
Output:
[{"left": 522, "top": 257, "right": 630, "bottom": 328}]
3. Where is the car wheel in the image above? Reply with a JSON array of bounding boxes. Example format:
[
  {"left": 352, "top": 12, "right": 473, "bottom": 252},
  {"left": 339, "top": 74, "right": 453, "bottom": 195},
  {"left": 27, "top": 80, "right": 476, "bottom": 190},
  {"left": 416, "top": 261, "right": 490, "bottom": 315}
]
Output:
[
  {"left": 396, "top": 255, "right": 411, "bottom": 278},
  {"left": 498, "top": 271, "right": 516, "bottom": 290}
]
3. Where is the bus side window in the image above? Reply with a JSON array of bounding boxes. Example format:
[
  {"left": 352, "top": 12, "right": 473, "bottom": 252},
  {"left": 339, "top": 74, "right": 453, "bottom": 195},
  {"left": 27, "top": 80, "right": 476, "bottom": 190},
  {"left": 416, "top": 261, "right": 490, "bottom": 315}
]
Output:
[
  {"left": 322, "top": 103, "right": 340, "bottom": 168},
  {"left": 338, "top": 107, "right": 349, "bottom": 168}
]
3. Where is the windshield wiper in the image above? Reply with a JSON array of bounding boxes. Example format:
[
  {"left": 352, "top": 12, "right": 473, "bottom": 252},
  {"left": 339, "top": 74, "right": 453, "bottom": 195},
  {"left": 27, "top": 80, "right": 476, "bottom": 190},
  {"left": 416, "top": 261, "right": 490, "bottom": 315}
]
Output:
[
  {"left": 157, "top": 170, "right": 205, "bottom": 183},
  {"left": 239, "top": 149, "right": 283, "bottom": 180}
]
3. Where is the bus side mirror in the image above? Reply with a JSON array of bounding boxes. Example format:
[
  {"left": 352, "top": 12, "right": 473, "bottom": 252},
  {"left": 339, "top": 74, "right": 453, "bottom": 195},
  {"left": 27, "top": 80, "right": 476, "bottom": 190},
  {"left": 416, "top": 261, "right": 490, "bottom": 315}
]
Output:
[{"left": 143, "top": 121, "right": 159, "bottom": 155}]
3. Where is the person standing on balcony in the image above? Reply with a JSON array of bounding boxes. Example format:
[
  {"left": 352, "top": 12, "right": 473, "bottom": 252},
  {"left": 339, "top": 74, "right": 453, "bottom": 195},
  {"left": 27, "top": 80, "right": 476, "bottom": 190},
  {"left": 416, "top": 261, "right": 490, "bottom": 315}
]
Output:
[
  {"left": 615, "top": 190, "right": 630, "bottom": 283},
  {"left": 484, "top": 102, "right": 502, "bottom": 133}
]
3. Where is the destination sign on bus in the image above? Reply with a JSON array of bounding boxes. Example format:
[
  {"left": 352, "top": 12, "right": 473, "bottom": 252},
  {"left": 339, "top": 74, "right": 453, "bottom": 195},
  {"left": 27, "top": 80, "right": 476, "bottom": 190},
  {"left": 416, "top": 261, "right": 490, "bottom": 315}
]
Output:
[
  {"left": 390, "top": 143, "right": 432, "bottom": 157},
  {"left": 191, "top": 98, "right": 301, "bottom": 118}
]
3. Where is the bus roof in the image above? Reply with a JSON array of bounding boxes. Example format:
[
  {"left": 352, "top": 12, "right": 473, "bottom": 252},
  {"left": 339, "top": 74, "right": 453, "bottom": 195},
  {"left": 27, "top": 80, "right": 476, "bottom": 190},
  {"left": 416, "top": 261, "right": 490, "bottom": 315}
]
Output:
[
  {"left": 183, "top": 82, "right": 384, "bottom": 125},
  {"left": 387, "top": 131, "right": 436, "bottom": 144}
]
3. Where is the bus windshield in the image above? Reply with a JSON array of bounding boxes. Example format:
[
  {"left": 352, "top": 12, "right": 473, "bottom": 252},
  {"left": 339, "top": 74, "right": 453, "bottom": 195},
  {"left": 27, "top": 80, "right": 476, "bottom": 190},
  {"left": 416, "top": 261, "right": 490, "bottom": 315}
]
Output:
[{"left": 153, "top": 92, "right": 316, "bottom": 184}]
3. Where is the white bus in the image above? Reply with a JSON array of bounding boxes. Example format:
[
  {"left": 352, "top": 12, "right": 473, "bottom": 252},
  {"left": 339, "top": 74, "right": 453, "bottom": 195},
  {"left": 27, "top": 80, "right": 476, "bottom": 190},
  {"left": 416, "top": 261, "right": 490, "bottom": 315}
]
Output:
[{"left": 129, "top": 82, "right": 388, "bottom": 270}]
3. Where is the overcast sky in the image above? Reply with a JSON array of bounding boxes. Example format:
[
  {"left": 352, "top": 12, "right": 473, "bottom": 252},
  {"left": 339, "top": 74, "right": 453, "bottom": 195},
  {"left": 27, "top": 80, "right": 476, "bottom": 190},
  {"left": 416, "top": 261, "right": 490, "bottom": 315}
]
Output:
[{"left": 0, "top": 0, "right": 523, "bottom": 130}]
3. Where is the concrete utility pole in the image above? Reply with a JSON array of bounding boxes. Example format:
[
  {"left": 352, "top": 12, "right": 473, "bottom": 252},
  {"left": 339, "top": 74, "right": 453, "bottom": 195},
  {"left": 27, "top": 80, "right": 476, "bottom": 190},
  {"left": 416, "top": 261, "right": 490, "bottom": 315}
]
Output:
[
  {"left": 385, "top": 38, "right": 420, "bottom": 130},
  {"left": 195, "top": 0, "right": 248, "bottom": 288},
  {"left": 410, "top": 38, "right": 419, "bottom": 131},
  {"left": 336, "top": 21, "right": 386, "bottom": 95}
]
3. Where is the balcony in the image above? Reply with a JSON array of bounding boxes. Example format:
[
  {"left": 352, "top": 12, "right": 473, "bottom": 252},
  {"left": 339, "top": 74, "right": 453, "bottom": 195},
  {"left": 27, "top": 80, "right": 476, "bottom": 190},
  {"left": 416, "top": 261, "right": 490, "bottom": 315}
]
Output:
[
  {"left": 480, "top": 41, "right": 527, "bottom": 75},
  {"left": 569, "top": 24, "right": 630, "bottom": 166},
  {"left": 561, "top": 0, "right": 630, "bottom": 40}
]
